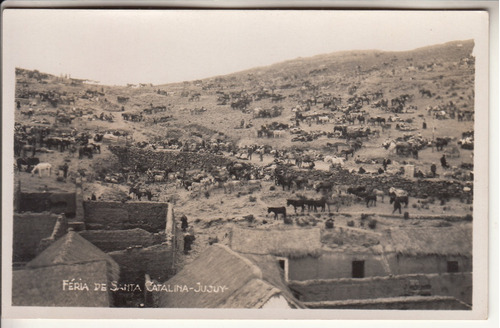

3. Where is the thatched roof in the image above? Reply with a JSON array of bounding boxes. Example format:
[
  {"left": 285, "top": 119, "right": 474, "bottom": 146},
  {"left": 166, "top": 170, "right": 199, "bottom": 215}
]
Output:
[
  {"left": 320, "top": 228, "right": 383, "bottom": 253},
  {"left": 230, "top": 227, "right": 322, "bottom": 258},
  {"left": 218, "top": 279, "right": 282, "bottom": 308},
  {"left": 12, "top": 261, "right": 112, "bottom": 307},
  {"left": 384, "top": 225, "right": 472, "bottom": 257},
  {"left": 155, "top": 244, "right": 302, "bottom": 309},
  {"left": 79, "top": 228, "right": 159, "bottom": 252},
  {"left": 27, "top": 230, "right": 120, "bottom": 281}
]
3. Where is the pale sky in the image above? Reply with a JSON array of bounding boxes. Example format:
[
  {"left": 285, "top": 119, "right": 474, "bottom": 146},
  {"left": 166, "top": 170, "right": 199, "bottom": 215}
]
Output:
[{"left": 2, "top": 9, "right": 487, "bottom": 85}]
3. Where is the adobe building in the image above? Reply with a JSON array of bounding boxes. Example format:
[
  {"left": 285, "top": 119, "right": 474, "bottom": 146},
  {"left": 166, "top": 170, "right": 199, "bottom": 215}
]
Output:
[
  {"left": 152, "top": 244, "right": 303, "bottom": 309},
  {"left": 12, "top": 230, "right": 120, "bottom": 307},
  {"left": 228, "top": 225, "right": 472, "bottom": 310}
]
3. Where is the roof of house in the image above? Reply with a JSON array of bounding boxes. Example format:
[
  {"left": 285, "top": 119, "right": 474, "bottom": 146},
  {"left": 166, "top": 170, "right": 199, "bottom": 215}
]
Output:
[
  {"left": 384, "top": 225, "right": 472, "bottom": 257},
  {"left": 230, "top": 226, "right": 322, "bottom": 258},
  {"left": 155, "top": 244, "right": 303, "bottom": 309},
  {"left": 26, "top": 230, "right": 120, "bottom": 280},
  {"left": 320, "top": 227, "right": 384, "bottom": 254},
  {"left": 12, "top": 261, "right": 112, "bottom": 307}
]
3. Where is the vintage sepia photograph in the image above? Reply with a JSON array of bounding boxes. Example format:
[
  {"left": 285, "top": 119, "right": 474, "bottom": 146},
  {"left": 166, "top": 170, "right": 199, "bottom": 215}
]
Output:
[{"left": 1, "top": 6, "right": 491, "bottom": 322}]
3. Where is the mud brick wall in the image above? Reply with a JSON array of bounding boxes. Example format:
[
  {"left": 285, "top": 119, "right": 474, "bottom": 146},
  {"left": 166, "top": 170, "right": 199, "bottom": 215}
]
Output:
[
  {"left": 109, "top": 147, "right": 470, "bottom": 199},
  {"left": 109, "top": 146, "right": 232, "bottom": 173},
  {"left": 79, "top": 229, "right": 164, "bottom": 252},
  {"left": 13, "top": 213, "right": 59, "bottom": 262},
  {"left": 83, "top": 201, "right": 168, "bottom": 233},
  {"left": 303, "top": 168, "right": 470, "bottom": 199},
  {"left": 109, "top": 244, "right": 175, "bottom": 284},
  {"left": 289, "top": 272, "right": 472, "bottom": 305},
  {"left": 19, "top": 192, "right": 76, "bottom": 215},
  {"left": 306, "top": 297, "right": 471, "bottom": 310}
]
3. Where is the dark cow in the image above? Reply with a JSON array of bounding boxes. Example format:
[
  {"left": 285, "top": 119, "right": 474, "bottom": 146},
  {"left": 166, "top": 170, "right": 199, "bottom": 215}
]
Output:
[
  {"left": 16, "top": 157, "right": 40, "bottom": 172},
  {"left": 315, "top": 181, "right": 334, "bottom": 193},
  {"left": 364, "top": 194, "right": 377, "bottom": 207},
  {"left": 390, "top": 195, "right": 409, "bottom": 208},
  {"left": 275, "top": 174, "right": 293, "bottom": 191},
  {"left": 79, "top": 145, "right": 94, "bottom": 159},
  {"left": 267, "top": 207, "right": 286, "bottom": 220},
  {"left": 340, "top": 148, "right": 355, "bottom": 160},
  {"left": 287, "top": 199, "right": 306, "bottom": 213},
  {"left": 347, "top": 186, "right": 366, "bottom": 197},
  {"left": 302, "top": 198, "right": 326, "bottom": 212},
  {"left": 435, "top": 138, "right": 448, "bottom": 151}
]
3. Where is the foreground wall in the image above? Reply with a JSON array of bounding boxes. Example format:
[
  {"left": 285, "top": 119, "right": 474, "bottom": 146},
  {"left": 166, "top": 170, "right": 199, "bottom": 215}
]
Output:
[
  {"left": 391, "top": 255, "right": 472, "bottom": 275},
  {"left": 109, "top": 244, "right": 176, "bottom": 284},
  {"left": 19, "top": 192, "right": 76, "bottom": 216},
  {"left": 289, "top": 272, "right": 472, "bottom": 305},
  {"left": 288, "top": 251, "right": 389, "bottom": 281},
  {"left": 305, "top": 296, "right": 471, "bottom": 310},
  {"left": 13, "top": 212, "right": 59, "bottom": 262},
  {"left": 83, "top": 201, "right": 168, "bottom": 232}
]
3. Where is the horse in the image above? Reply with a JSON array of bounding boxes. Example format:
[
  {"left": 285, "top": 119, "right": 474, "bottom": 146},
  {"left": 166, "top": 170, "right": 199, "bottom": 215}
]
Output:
[
  {"left": 223, "top": 180, "right": 242, "bottom": 193},
  {"left": 310, "top": 198, "right": 326, "bottom": 212},
  {"left": 129, "top": 186, "right": 152, "bottom": 200},
  {"left": 435, "top": 138, "right": 448, "bottom": 151},
  {"left": 315, "top": 181, "right": 334, "bottom": 193},
  {"left": 390, "top": 195, "right": 409, "bottom": 208},
  {"left": 31, "top": 163, "right": 52, "bottom": 177},
  {"left": 373, "top": 189, "right": 385, "bottom": 203},
  {"left": 340, "top": 148, "right": 355, "bottom": 160},
  {"left": 79, "top": 145, "right": 94, "bottom": 159},
  {"left": 324, "top": 156, "right": 344, "bottom": 167},
  {"left": 347, "top": 186, "right": 366, "bottom": 197},
  {"left": 293, "top": 176, "right": 309, "bottom": 190},
  {"left": 327, "top": 194, "right": 357, "bottom": 212},
  {"left": 267, "top": 207, "right": 286, "bottom": 220},
  {"left": 364, "top": 194, "right": 377, "bottom": 207},
  {"left": 275, "top": 174, "right": 293, "bottom": 191},
  {"left": 287, "top": 199, "right": 306, "bottom": 214}
]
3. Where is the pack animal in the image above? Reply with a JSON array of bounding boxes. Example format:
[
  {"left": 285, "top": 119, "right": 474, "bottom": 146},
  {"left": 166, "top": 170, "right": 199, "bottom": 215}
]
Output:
[
  {"left": 31, "top": 163, "right": 52, "bottom": 177},
  {"left": 267, "top": 207, "right": 286, "bottom": 220}
]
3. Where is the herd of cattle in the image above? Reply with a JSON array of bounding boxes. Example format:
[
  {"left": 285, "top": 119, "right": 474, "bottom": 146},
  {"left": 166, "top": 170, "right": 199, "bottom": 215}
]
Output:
[{"left": 14, "top": 58, "right": 475, "bottom": 224}]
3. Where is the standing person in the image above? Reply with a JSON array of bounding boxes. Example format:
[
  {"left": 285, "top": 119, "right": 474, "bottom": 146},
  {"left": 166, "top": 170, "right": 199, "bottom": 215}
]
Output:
[
  {"left": 62, "top": 162, "right": 69, "bottom": 179},
  {"left": 392, "top": 198, "right": 402, "bottom": 214},
  {"left": 440, "top": 154, "right": 449, "bottom": 169},
  {"left": 431, "top": 163, "right": 437, "bottom": 177},
  {"left": 382, "top": 158, "right": 388, "bottom": 171},
  {"left": 259, "top": 149, "right": 264, "bottom": 162},
  {"left": 181, "top": 215, "right": 188, "bottom": 232},
  {"left": 422, "top": 120, "right": 427, "bottom": 129},
  {"left": 412, "top": 148, "right": 419, "bottom": 159},
  {"left": 247, "top": 147, "right": 253, "bottom": 160}
]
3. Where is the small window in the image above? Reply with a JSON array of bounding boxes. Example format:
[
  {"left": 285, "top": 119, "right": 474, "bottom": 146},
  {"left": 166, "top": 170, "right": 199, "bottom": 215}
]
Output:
[
  {"left": 447, "top": 261, "right": 459, "bottom": 273},
  {"left": 278, "top": 259, "right": 286, "bottom": 271},
  {"left": 352, "top": 260, "right": 365, "bottom": 278}
]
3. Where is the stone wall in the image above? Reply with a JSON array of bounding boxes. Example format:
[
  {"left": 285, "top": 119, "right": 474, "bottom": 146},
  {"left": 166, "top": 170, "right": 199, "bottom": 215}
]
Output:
[
  {"left": 305, "top": 296, "right": 471, "bottom": 310},
  {"left": 18, "top": 192, "right": 76, "bottom": 215},
  {"left": 289, "top": 272, "right": 472, "bottom": 305},
  {"left": 13, "top": 213, "right": 59, "bottom": 262},
  {"left": 109, "top": 244, "right": 175, "bottom": 284},
  {"left": 109, "top": 146, "right": 232, "bottom": 173},
  {"left": 79, "top": 229, "right": 164, "bottom": 252},
  {"left": 83, "top": 201, "right": 168, "bottom": 233}
]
